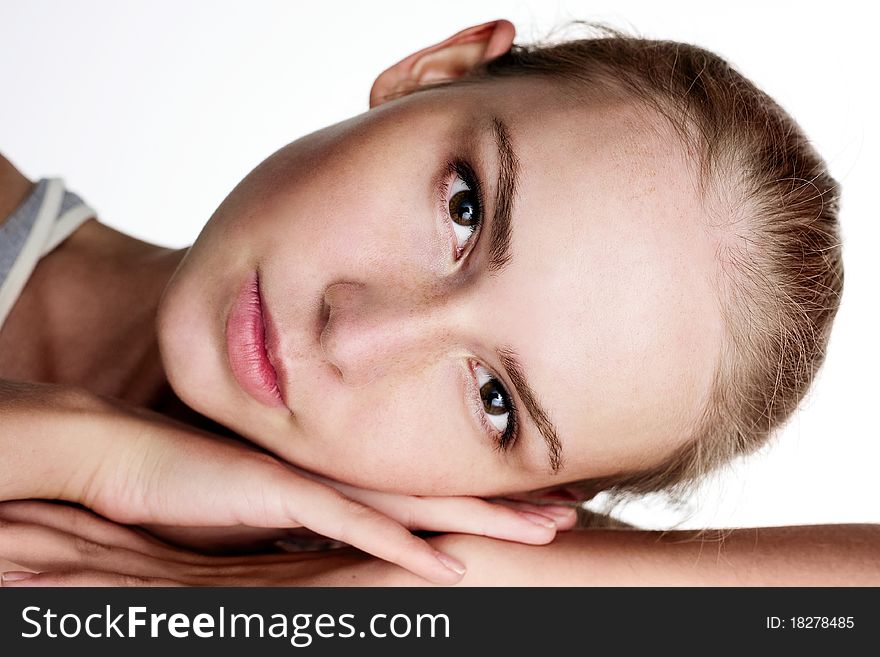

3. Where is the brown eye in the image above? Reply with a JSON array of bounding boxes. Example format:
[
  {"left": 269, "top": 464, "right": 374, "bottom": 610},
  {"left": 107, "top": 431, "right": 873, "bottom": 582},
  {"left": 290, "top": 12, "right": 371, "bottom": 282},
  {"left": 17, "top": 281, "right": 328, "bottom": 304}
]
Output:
[
  {"left": 447, "top": 173, "right": 483, "bottom": 251},
  {"left": 480, "top": 379, "right": 508, "bottom": 415},
  {"left": 474, "top": 363, "right": 510, "bottom": 434},
  {"left": 449, "top": 187, "right": 479, "bottom": 227}
]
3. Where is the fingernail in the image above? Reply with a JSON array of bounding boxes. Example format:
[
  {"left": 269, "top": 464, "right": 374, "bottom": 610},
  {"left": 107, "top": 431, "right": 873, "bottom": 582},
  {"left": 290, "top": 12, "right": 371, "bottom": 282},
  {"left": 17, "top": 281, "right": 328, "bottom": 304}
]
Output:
[
  {"left": 518, "top": 511, "right": 557, "bottom": 528},
  {"left": 2, "top": 571, "right": 36, "bottom": 584},
  {"left": 540, "top": 505, "right": 577, "bottom": 520},
  {"left": 435, "top": 552, "right": 466, "bottom": 576}
]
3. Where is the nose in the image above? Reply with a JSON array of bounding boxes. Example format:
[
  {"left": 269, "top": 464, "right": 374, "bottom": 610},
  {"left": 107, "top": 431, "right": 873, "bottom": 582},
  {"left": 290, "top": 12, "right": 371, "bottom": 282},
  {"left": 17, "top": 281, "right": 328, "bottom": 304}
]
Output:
[{"left": 319, "top": 281, "right": 460, "bottom": 386}]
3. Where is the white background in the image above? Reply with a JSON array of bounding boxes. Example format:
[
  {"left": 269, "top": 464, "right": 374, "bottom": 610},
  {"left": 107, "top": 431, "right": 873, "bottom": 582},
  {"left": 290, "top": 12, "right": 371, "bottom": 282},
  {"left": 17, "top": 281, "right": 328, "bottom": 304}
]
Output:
[{"left": 1, "top": 0, "right": 876, "bottom": 529}]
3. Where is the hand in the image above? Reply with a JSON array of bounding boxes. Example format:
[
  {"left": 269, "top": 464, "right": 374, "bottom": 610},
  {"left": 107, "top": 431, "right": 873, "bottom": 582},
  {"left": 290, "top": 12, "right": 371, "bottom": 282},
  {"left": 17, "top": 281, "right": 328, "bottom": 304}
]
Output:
[
  {"left": 272, "top": 463, "right": 578, "bottom": 546},
  {"left": 0, "top": 500, "right": 463, "bottom": 587},
  {"left": 89, "top": 405, "right": 577, "bottom": 584},
  {"left": 144, "top": 469, "right": 578, "bottom": 555},
  {"left": 1, "top": 382, "right": 575, "bottom": 583},
  {"left": 9, "top": 501, "right": 879, "bottom": 588}
]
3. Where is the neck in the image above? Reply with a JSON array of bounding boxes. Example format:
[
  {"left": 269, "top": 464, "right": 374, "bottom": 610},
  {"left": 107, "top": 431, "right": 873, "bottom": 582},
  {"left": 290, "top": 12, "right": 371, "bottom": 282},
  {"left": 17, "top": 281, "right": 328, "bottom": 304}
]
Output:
[{"left": 0, "top": 219, "right": 193, "bottom": 418}]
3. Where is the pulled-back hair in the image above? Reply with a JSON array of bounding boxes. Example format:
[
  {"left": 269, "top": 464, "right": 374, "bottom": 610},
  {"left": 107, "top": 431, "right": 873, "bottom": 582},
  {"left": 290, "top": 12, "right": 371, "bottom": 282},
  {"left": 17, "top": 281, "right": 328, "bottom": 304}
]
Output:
[{"left": 410, "top": 22, "right": 844, "bottom": 504}]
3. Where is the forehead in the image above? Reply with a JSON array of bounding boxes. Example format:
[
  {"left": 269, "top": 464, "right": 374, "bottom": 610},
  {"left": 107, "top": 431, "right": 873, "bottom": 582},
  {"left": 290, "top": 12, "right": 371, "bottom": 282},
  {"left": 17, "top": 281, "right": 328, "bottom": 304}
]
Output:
[{"left": 449, "top": 78, "right": 722, "bottom": 480}]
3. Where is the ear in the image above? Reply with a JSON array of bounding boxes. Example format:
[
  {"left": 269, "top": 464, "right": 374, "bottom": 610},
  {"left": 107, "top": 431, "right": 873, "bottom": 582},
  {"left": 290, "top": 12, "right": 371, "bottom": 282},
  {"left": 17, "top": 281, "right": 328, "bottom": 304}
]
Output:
[{"left": 369, "top": 19, "right": 516, "bottom": 108}]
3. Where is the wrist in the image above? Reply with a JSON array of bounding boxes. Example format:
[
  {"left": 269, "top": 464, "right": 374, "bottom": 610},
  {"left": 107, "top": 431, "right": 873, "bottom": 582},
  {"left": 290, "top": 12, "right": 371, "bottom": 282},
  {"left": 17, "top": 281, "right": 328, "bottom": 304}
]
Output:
[{"left": 0, "top": 381, "right": 117, "bottom": 503}]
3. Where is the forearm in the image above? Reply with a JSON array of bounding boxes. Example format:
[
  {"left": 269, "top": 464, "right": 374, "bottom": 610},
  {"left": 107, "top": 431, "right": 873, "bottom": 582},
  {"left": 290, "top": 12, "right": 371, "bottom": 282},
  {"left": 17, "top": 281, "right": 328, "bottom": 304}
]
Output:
[
  {"left": 0, "top": 379, "right": 106, "bottom": 502},
  {"left": 311, "top": 524, "right": 880, "bottom": 586}
]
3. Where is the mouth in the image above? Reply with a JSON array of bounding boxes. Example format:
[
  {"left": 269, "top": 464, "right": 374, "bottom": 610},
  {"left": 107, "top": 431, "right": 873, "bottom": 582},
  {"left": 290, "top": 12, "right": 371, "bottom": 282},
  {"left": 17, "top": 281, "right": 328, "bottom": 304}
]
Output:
[{"left": 225, "top": 271, "right": 290, "bottom": 411}]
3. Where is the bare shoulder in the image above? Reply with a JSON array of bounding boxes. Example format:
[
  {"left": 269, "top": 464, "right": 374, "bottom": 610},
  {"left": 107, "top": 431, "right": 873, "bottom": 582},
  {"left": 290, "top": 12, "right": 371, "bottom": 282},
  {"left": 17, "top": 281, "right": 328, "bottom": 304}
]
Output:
[{"left": 0, "top": 153, "right": 36, "bottom": 227}]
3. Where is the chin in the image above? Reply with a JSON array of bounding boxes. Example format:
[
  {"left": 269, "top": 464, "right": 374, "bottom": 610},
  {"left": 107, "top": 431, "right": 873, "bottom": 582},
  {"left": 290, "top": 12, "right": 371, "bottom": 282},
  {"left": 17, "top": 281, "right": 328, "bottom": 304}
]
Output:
[{"left": 155, "top": 266, "right": 228, "bottom": 421}]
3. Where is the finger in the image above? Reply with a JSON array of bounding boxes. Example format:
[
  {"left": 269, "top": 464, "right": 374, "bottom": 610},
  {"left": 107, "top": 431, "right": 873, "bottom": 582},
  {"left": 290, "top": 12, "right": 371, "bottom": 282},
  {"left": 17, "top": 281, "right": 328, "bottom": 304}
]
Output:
[
  {"left": 372, "top": 495, "right": 565, "bottom": 544},
  {"left": 252, "top": 474, "right": 466, "bottom": 584},
  {"left": 314, "top": 482, "right": 559, "bottom": 543},
  {"left": 416, "top": 497, "right": 562, "bottom": 544},
  {"left": 1, "top": 569, "right": 183, "bottom": 587},
  {"left": 131, "top": 454, "right": 466, "bottom": 584},
  {"left": 490, "top": 500, "right": 579, "bottom": 531},
  {"left": 0, "top": 520, "right": 188, "bottom": 580},
  {"left": 0, "top": 518, "right": 284, "bottom": 583},
  {"left": 0, "top": 501, "right": 201, "bottom": 562},
  {"left": 298, "top": 465, "right": 574, "bottom": 541}
]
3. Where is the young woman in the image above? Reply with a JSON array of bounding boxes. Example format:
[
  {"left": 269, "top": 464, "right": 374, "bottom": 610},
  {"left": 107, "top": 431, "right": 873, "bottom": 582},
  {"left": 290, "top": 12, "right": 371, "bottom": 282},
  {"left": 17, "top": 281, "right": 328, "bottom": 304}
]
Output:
[{"left": 1, "top": 19, "right": 875, "bottom": 586}]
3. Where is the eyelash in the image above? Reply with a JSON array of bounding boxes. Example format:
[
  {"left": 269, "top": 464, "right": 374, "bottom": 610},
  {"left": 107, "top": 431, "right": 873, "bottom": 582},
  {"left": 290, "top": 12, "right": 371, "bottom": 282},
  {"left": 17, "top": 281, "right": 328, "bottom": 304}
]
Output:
[
  {"left": 438, "top": 158, "right": 519, "bottom": 451},
  {"left": 467, "top": 361, "right": 519, "bottom": 452},
  {"left": 436, "top": 158, "right": 486, "bottom": 260}
]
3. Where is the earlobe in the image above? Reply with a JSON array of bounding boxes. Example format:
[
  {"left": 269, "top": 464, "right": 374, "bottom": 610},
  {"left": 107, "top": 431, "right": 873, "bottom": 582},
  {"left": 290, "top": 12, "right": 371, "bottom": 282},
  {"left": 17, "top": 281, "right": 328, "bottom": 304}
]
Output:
[{"left": 369, "top": 19, "right": 516, "bottom": 108}]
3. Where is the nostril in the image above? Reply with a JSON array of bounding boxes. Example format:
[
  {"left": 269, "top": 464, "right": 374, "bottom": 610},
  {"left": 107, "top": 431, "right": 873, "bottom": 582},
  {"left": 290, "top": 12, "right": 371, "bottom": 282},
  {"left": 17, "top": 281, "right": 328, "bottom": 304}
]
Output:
[
  {"left": 317, "top": 281, "right": 384, "bottom": 387},
  {"left": 318, "top": 303, "right": 335, "bottom": 366},
  {"left": 318, "top": 280, "right": 361, "bottom": 357},
  {"left": 320, "top": 340, "right": 346, "bottom": 383},
  {"left": 317, "top": 295, "right": 330, "bottom": 336},
  {"left": 317, "top": 293, "right": 353, "bottom": 382}
]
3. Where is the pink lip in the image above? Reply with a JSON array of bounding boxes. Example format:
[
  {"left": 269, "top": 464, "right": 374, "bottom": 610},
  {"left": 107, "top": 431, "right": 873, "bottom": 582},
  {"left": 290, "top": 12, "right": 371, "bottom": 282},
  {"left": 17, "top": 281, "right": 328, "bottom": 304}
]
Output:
[{"left": 226, "top": 272, "right": 288, "bottom": 410}]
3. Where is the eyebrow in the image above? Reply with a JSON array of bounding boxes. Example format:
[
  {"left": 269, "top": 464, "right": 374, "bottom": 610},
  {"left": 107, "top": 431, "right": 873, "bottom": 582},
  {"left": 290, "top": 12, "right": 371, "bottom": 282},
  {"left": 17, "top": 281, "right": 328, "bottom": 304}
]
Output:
[
  {"left": 487, "top": 116, "right": 519, "bottom": 273},
  {"left": 482, "top": 119, "right": 563, "bottom": 473},
  {"left": 497, "top": 347, "right": 564, "bottom": 474}
]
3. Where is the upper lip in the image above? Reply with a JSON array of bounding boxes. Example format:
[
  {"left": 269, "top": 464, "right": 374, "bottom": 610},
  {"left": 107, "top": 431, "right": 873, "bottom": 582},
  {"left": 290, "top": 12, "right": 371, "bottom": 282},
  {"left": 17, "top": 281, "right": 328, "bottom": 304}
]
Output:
[{"left": 257, "top": 276, "right": 292, "bottom": 414}]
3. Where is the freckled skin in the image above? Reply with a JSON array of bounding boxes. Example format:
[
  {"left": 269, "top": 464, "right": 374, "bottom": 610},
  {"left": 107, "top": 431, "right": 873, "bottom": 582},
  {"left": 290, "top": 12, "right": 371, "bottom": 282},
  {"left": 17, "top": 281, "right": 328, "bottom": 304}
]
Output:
[{"left": 156, "top": 77, "right": 722, "bottom": 497}]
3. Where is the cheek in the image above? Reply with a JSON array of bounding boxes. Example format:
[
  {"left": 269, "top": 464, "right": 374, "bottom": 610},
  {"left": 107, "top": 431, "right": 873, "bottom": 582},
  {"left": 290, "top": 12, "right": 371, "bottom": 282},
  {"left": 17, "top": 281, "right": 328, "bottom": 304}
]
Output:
[
  {"left": 247, "top": 117, "right": 451, "bottom": 282},
  {"left": 299, "top": 368, "right": 488, "bottom": 494}
]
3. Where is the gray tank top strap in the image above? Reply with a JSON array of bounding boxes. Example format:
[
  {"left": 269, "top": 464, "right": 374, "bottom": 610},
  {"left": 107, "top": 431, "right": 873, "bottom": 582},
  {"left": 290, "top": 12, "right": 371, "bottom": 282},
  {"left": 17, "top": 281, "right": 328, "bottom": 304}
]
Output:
[{"left": 0, "top": 177, "right": 95, "bottom": 329}]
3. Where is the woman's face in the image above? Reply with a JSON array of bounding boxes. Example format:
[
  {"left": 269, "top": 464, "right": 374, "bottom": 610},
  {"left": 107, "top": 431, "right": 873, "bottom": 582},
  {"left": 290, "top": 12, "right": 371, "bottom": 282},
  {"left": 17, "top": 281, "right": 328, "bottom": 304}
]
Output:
[{"left": 157, "top": 76, "right": 722, "bottom": 496}]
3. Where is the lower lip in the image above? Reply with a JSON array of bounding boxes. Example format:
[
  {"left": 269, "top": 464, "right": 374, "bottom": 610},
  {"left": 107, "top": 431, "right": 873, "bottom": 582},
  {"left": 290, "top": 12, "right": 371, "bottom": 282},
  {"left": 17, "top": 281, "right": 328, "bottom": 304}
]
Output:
[{"left": 226, "top": 272, "right": 287, "bottom": 409}]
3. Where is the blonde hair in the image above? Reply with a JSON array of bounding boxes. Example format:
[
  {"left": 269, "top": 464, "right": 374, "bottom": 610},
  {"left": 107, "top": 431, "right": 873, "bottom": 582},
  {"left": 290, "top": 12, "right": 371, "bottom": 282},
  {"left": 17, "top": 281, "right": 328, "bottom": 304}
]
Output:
[{"left": 416, "top": 23, "right": 844, "bottom": 503}]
